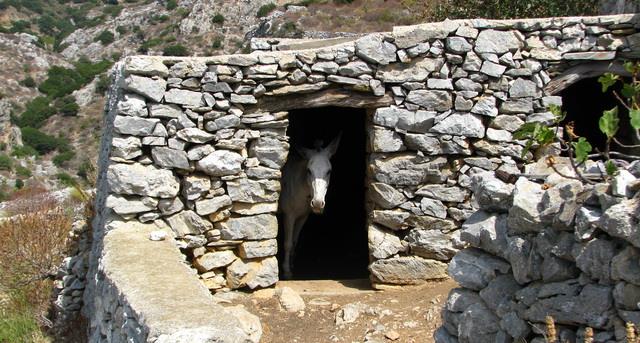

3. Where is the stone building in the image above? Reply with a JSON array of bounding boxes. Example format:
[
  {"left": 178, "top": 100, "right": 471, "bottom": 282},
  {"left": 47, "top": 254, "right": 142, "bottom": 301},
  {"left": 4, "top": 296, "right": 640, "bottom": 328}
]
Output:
[{"left": 74, "top": 13, "right": 640, "bottom": 342}]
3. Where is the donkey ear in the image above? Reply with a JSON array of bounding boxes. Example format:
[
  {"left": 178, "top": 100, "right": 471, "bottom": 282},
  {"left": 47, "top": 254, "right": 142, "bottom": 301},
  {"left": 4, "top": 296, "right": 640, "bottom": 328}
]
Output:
[
  {"left": 325, "top": 132, "right": 342, "bottom": 157},
  {"left": 295, "top": 146, "right": 313, "bottom": 159}
]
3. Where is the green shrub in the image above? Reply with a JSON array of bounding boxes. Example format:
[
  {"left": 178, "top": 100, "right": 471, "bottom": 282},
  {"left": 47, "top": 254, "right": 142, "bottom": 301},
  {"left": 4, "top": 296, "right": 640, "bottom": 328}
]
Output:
[
  {"left": 53, "top": 150, "right": 75, "bottom": 167},
  {"left": 166, "top": 0, "right": 177, "bottom": 10},
  {"left": 11, "top": 145, "right": 38, "bottom": 158},
  {"left": 0, "top": 311, "right": 41, "bottom": 343},
  {"left": 163, "top": 44, "right": 189, "bottom": 56},
  {"left": 15, "top": 165, "right": 32, "bottom": 178},
  {"left": 20, "top": 76, "right": 36, "bottom": 88},
  {"left": 56, "top": 172, "right": 75, "bottom": 187},
  {"left": 257, "top": 3, "right": 277, "bottom": 17},
  {"left": 333, "top": 0, "right": 354, "bottom": 3},
  {"left": 95, "top": 74, "right": 111, "bottom": 94},
  {"left": 54, "top": 96, "right": 79, "bottom": 116},
  {"left": 430, "top": 0, "right": 599, "bottom": 20},
  {"left": 138, "top": 37, "right": 163, "bottom": 53},
  {"left": 211, "top": 13, "right": 224, "bottom": 24},
  {"left": 151, "top": 14, "right": 170, "bottom": 23},
  {"left": 14, "top": 96, "right": 56, "bottom": 128},
  {"left": 9, "top": 20, "right": 31, "bottom": 33},
  {"left": 104, "top": 4, "right": 123, "bottom": 17},
  {"left": 176, "top": 7, "right": 190, "bottom": 18},
  {"left": 95, "top": 30, "right": 115, "bottom": 45},
  {"left": 38, "top": 59, "right": 112, "bottom": 99},
  {"left": 0, "top": 154, "right": 12, "bottom": 171},
  {"left": 14, "top": 179, "right": 24, "bottom": 189},
  {"left": 20, "top": 127, "right": 62, "bottom": 154},
  {"left": 211, "top": 37, "right": 223, "bottom": 49},
  {"left": 116, "top": 25, "right": 127, "bottom": 34}
]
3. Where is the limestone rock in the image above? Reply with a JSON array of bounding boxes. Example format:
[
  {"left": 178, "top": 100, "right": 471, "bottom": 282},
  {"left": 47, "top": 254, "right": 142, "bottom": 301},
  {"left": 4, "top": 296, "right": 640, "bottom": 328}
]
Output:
[
  {"left": 164, "top": 88, "right": 205, "bottom": 106},
  {"left": 368, "top": 224, "right": 404, "bottom": 259},
  {"left": 245, "top": 256, "right": 279, "bottom": 289},
  {"left": 372, "top": 210, "right": 411, "bottom": 230},
  {"left": 507, "top": 177, "right": 546, "bottom": 233},
  {"left": 355, "top": 34, "right": 397, "bottom": 65},
  {"left": 376, "top": 57, "right": 443, "bottom": 83},
  {"left": 226, "top": 178, "right": 279, "bottom": 203},
  {"left": 124, "top": 56, "right": 169, "bottom": 77},
  {"left": 113, "top": 116, "right": 160, "bottom": 136},
  {"left": 194, "top": 251, "right": 237, "bottom": 271},
  {"left": 405, "top": 229, "right": 457, "bottom": 260},
  {"left": 475, "top": 29, "right": 524, "bottom": 54},
  {"left": 369, "top": 182, "right": 406, "bottom": 209},
  {"left": 471, "top": 172, "right": 514, "bottom": 212},
  {"left": 238, "top": 239, "right": 278, "bottom": 259},
  {"left": 151, "top": 147, "right": 190, "bottom": 170},
  {"left": 117, "top": 93, "right": 148, "bottom": 117},
  {"left": 123, "top": 75, "right": 166, "bottom": 102},
  {"left": 106, "top": 195, "right": 157, "bottom": 215},
  {"left": 218, "top": 214, "right": 278, "bottom": 240},
  {"left": 448, "top": 248, "right": 511, "bottom": 290},
  {"left": 169, "top": 61, "right": 207, "bottom": 78},
  {"left": 176, "top": 128, "right": 216, "bottom": 143},
  {"left": 249, "top": 137, "right": 289, "bottom": 169},
  {"left": 458, "top": 302, "right": 501, "bottom": 342},
  {"left": 599, "top": 199, "right": 640, "bottom": 248},
  {"left": 196, "top": 150, "right": 245, "bottom": 176},
  {"left": 372, "top": 154, "right": 447, "bottom": 186},
  {"left": 461, "top": 212, "right": 509, "bottom": 259},
  {"left": 429, "top": 113, "right": 485, "bottom": 138},
  {"left": 370, "top": 256, "right": 448, "bottom": 285},
  {"left": 370, "top": 127, "right": 406, "bottom": 152},
  {"left": 373, "top": 107, "right": 435, "bottom": 133},
  {"left": 416, "top": 184, "right": 468, "bottom": 202},
  {"left": 611, "top": 246, "right": 640, "bottom": 285},
  {"left": 165, "top": 210, "right": 213, "bottom": 237},
  {"left": 277, "top": 287, "right": 305, "bottom": 312},
  {"left": 406, "top": 90, "right": 452, "bottom": 112},
  {"left": 111, "top": 136, "right": 142, "bottom": 160},
  {"left": 149, "top": 103, "right": 182, "bottom": 119},
  {"left": 196, "top": 195, "right": 232, "bottom": 216},
  {"left": 107, "top": 163, "right": 179, "bottom": 198}
]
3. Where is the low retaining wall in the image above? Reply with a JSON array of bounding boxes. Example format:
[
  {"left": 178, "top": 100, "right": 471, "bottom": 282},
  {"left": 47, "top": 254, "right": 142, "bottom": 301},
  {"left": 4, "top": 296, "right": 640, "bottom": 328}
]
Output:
[
  {"left": 89, "top": 221, "right": 260, "bottom": 342},
  {"left": 436, "top": 161, "right": 640, "bottom": 342}
]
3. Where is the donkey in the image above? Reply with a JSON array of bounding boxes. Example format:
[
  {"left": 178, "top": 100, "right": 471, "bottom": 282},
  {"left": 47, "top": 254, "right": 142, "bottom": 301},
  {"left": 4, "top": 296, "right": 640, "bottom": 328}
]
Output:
[{"left": 279, "top": 135, "right": 341, "bottom": 279}]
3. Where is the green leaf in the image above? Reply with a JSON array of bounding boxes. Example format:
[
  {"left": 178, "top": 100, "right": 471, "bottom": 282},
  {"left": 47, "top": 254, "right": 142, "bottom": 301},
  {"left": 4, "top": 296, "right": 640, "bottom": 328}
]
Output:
[
  {"left": 624, "top": 61, "right": 637, "bottom": 74},
  {"left": 598, "top": 73, "right": 620, "bottom": 93},
  {"left": 605, "top": 160, "right": 618, "bottom": 176},
  {"left": 630, "top": 109, "right": 640, "bottom": 130},
  {"left": 599, "top": 106, "right": 619, "bottom": 139},
  {"left": 621, "top": 83, "right": 638, "bottom": 99},
  {"left": 521, "top": 140, "right": 534, "bottom": 159},
  {"left": 513, "top": 122, "right": 538, "bottom": 140},
  {"left": 548, "top": 104, "right": 566, "bottom": 122},
  {"left": 572, "top": 137, "right": 592, "bottom": 163}
]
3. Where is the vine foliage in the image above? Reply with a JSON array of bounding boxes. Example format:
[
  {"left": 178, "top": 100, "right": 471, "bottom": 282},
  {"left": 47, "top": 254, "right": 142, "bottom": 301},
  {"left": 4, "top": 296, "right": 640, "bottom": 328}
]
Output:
[{"left": 514, "top": 61, "right": 640, "bottom": 183}]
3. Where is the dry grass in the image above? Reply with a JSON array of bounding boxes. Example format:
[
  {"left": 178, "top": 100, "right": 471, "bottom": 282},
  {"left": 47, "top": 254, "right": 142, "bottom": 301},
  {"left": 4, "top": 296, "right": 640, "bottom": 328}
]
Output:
[{"left": 0, "top": 187, "right": 75, "bottom": 342}]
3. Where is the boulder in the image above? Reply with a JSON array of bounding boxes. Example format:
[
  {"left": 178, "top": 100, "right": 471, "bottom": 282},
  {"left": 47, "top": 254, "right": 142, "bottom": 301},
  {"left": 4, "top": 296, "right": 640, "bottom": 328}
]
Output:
[
  {"left": 507, "top": 177, "right": 546, "bottom": 233},
  {"left": 369, "top": 256, "right": 448, "bottom": 285},
  {"left": 165, "top": 210, "right": 213, "bottom": 237},
  {"left": 600, "top": 199, "right": 640, "bottom": 248},
  {"left": 429, "top": 113, "right": 485, "bottom": 138},
  {"left": 448, "top": 248, "right": 510, "bottom": 290},
  {"left": 475, "top": 29, "right": 524, "bottom": 54},
  {"left": 355, "top": 34, "right": 397, "bottom": 65},
  {"left": 117, "top": 93, "right": 148, "bottom": 117},
  {"left": 369, "top": 182, "right": 406, "bottom": 209},
  {"left": 124, "top": 56, "right": 169, "bottom": 77},
  {"left": 368, "top": 224, "right": 404, "bottom": 259},
  {"left": 406, "top": 90, "right": 453, "bottom": 112},
  {"left": 471, "top": 172, "right": 514, "bottom": 212},
  {"left": 151, "top": 147, "right": 190, "bottom": 170},
  {"left": 123, "top": 75, "right": 167, "bottom": 102},
  {"left": 249, "top": 137, "right": 289, "bottom": 169},
  {"left": 460, "top": 212, "right": 509, "bottom": 259},
  {"left": 405, "top": 229, "right": 457, "bottom": 261},
  {"left": 107, "top": 163, "right": 179, "bottom": 198},
  {"left": 218, "top": 214, "right": 278, "bottom": 240},
  {"left": 196, "top": 150, "right": 245, "bottom": 176}
]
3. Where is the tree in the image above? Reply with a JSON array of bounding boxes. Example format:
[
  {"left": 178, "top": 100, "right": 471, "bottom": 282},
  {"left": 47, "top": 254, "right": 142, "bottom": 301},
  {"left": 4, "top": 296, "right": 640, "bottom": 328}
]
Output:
[{"left": 163, "top": 44, "right": 189, "bottom": 56}]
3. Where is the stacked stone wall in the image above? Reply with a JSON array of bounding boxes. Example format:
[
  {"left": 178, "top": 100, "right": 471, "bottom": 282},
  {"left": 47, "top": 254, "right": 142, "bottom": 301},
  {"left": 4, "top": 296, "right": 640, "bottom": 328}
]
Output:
[
  {"left": 95, "top": 14, "right": 640, "bottom": 294},
  {"left": 436, "top": 162, "right": 640, "bottom": 342}
]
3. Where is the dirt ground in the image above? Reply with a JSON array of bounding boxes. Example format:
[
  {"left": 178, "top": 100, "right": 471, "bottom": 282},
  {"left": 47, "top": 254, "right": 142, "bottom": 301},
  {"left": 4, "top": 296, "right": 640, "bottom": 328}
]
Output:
[{"left": 224, "top": 278, "right": 457, "bottom": 343}]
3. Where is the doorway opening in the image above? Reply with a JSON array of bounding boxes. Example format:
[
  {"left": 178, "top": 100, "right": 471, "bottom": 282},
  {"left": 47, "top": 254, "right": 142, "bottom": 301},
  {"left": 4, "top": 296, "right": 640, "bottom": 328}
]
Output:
[
  {"left": 560, "top": 76, "right": 638, "bottom": 155},
  {"left": 278, "top": 106, "right": 369, "bottom": 280}
]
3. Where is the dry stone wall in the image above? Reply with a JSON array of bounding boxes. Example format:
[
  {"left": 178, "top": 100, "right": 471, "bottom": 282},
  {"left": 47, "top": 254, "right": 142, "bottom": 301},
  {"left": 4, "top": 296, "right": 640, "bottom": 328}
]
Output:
[
  {"left": 96, "top": 14, "right": 640, "bottom": 296},
  {"left": 436, "top": 161, "right": 640, "bottom": 343}
]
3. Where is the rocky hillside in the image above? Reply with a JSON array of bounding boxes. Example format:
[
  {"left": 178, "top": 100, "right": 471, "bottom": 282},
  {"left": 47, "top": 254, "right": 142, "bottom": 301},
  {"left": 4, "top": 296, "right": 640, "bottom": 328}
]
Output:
[{"left": 0, "top": 0, "right": 620, "bottom": 200}]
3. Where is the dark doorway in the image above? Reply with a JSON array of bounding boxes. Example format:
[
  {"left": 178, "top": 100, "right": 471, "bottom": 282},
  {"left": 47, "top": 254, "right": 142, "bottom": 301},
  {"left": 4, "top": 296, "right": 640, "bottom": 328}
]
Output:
[
  {"left": 560, "top": 77, "right": 636, "bottom": 155},
  {"left": 278, "top": 106, "right": 369, "bottom": 280}
]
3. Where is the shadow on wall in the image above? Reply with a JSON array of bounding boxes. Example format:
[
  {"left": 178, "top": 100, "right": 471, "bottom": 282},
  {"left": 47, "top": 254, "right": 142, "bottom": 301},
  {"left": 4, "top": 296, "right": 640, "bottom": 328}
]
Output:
[
  {"left": 278, "top": 106, "right": 369, "bottom": 280},
  {"left": 560, "top": 76, "right": 639, "bottom": 155}
]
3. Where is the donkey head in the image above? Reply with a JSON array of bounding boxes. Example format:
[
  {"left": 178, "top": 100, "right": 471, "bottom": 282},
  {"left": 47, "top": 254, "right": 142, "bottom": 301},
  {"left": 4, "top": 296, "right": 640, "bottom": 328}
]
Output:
[{"left": 298, "top": 134, "right": 341, "bottom": 214}]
